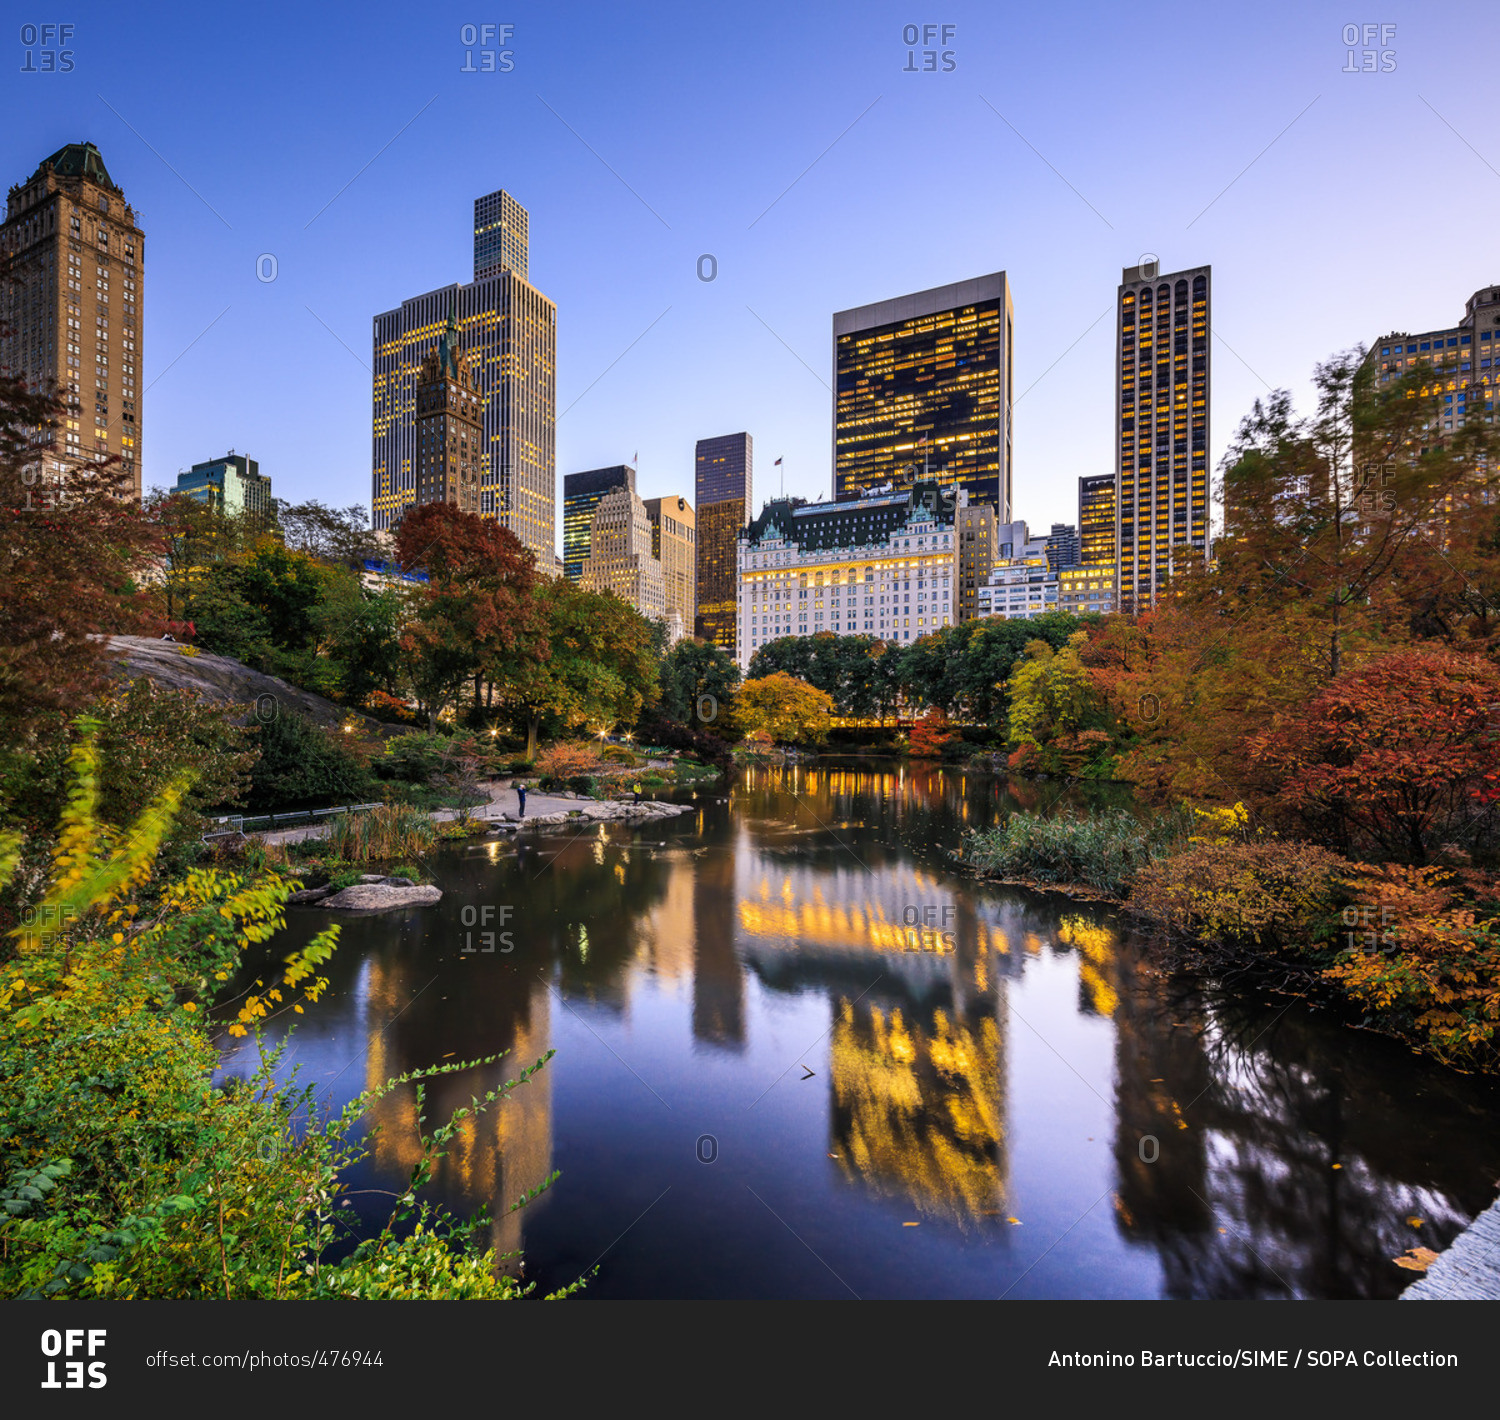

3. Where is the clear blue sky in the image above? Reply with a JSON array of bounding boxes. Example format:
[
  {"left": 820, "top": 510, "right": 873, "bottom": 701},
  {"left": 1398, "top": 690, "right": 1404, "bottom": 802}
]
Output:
[{"left": 6, "top": 0, "right": 1495, "bottom": 545}]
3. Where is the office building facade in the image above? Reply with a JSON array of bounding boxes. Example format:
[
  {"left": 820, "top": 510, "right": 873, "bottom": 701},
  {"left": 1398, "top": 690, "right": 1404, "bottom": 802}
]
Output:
[
  {"left": 372, "top": 189, "right": 555, "bottom": 563},
  {"left": 174, "top": 451, "right": 271, "bottom": 522},
  {"left": 0, "top": 142, "right": 144, "bottom": 497},
  {"left": 695, "top": 432, "right": 753, "bottom": 652},
  {"left": 581, "top": 485, "right": 667, "bottom": 623},
  {"left": 956, "top": 502, "right": 997, "bottom": 622},
  {"left": 833, "top": 273, "right": 1012, "bottom": 520},
  {"left": 1078, "top": 474, "right": 1116, "bottom": 566},
  {"left": 563, "top": 464, "right": 634, "bottom": 580},
  {"left": 1114, "top": 261, "right": 1210, "bottom": 613},
  {"left": 735, "top": 481, "right": 962, "bottom": 670},
  {"left": 644, "top": 494, "right": 696, "bottom": 632}
]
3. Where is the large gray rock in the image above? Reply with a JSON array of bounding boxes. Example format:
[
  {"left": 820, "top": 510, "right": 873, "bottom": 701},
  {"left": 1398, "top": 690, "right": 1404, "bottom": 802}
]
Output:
[
  {"left": 102, "top": 635, "right": 405, "bottom": 737},
  {"left": 318, "top": 883, "right": 442, "bottom": 911}
]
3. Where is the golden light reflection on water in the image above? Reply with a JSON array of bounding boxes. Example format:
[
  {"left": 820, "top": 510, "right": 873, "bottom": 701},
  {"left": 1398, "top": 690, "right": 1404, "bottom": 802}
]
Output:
[{"left": 830, "top": 999, "right": 1006, "bottom": 1230}]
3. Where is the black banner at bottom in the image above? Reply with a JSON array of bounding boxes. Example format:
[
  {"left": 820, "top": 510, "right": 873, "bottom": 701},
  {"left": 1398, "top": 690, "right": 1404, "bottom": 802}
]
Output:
[{"left": 0, "top": 1300, "right": 1490, "bottom": 1409}]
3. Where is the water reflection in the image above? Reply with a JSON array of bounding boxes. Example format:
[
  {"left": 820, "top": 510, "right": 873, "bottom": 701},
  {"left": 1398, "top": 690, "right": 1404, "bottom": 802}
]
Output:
[{"left": 222, "top": 759, "right": 1500, "bottom": 1299}]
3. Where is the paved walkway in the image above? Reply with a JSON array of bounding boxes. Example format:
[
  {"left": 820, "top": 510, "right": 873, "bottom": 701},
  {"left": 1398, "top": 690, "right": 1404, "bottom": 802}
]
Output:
[{"left": 1401, "top": 1192, "right": 1500, "bottom": 1299}]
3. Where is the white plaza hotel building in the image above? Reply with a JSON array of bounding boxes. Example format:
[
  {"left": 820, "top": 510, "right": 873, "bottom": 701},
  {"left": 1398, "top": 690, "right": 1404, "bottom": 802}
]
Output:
[{"left": 734, "top": 480, "right": 962, "bottom": 670}]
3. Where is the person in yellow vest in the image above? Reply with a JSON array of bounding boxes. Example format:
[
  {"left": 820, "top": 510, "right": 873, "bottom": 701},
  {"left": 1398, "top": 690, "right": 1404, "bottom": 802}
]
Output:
[{"left": 632, "top": 779, "right": 642, "bottom": 804}]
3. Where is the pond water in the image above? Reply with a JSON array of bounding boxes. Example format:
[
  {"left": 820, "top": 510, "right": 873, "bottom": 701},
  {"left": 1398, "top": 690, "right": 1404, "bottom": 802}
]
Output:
[{"left": 218, "top": 759, "right": 1500, "bottom": 1300}]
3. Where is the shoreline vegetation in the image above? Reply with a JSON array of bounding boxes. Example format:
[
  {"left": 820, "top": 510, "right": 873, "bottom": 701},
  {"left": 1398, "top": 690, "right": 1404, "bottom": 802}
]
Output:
[{"left": 959, "top": 806, "right": 1500, "bottom": 1074}]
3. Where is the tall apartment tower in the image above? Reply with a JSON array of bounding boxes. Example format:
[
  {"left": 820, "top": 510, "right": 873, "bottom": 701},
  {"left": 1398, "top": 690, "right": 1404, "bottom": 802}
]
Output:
[
  {"left": 563, "top": 464, "right": 634, "bottom": 580},
  {"left": 695, "top": 432, "right": 753, "bottom": 652},
  {"left": 372, "top": 188, "right": 555, "bottom": 563},
  {"left": 414, "top": 304, "right": 485, "bottom": 514},
  {"left": 0, "top": 142, "right": 144, "bottom": 497},
  {"left": 1114, "top": 261, "right": 1210, "bottom": 613},
  {"left": 1078, "top": 474, "right": 1116, "bottom": 566},
  {"left": 644, "top": 494, "right": 696, "bottom": 635},
  {"left": 833, "top": 273, "right": 1012, "bottom": 521}
]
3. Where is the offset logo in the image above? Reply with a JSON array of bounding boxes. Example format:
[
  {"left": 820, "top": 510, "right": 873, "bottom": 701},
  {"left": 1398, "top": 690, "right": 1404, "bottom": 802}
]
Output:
[{"left": 41, "top": 1329, "right": 106, "bottom": 1389}]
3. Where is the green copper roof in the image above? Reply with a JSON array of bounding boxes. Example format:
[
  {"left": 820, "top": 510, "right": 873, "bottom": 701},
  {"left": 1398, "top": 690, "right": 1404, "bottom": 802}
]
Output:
[{"left": 33, "top": 142, "right": 117, "bottom": 190}]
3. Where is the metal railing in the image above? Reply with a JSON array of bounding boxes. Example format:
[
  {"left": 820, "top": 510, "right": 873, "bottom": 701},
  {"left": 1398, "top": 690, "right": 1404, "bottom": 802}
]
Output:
[{"left": 202, "top": 802, "right": 384, "bottom": 843}]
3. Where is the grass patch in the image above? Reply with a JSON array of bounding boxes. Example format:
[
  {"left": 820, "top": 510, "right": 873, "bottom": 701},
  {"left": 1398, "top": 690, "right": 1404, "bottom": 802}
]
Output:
[{"left": 959, "top": 806, "right": 1193, "bottom": 899}]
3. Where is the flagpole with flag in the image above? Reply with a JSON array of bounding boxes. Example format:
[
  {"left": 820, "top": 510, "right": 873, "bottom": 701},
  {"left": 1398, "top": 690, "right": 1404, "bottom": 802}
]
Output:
[{"left": 775, "top": 456, "right": 784, "bottom": 497}]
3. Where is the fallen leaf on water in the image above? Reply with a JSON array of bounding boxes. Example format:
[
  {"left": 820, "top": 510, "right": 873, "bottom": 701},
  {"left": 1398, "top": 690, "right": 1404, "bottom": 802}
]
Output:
[
  {"left": 1218, "top": 1227, "right": 1227, "bottom": 1234},
  {"left": 1006, "top": 1217, "right": 1022, "bottom": 1225},
  {"left": 1393, "top": 1247, "right": 1439, "bottom": 1272},
  {"left": 902, "top": 1221, "right": 920, "bottom": 1227},
  {"left": 1332, "top": 1163, "right": 1342, "bottom": 1170},
  {"left": 1405, "top": 1216, "right": 1423, "bottom": 1228}
]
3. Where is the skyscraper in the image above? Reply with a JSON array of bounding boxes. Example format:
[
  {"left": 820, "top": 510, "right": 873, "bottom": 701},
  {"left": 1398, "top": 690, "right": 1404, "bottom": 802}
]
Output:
[
  {"left": 563, "top": 464, "right": 634, "bottom": 581},
  {"left": 0, "top": 142, "right": 144, "bottom": 498},
  {"left": 1078, "top": 474, "right": 1116, "bottom": 566},
  {"left": 1114, "top": 261, "right": 1210, "bottom": 613},
  {"left": 644, "top": 494, "right": 696, "bottom": 635},
  {"left": 695, "top": 432, "right": 752, "bottom": 652},
  {"left": 414, "top": 303, "right": 485, "bottom": 514},
  {"left": 833, "top": 273, "right": 1012, "bottom": 521},
  {"left": 372, "top": 188, "right": 555, "bottom": 563},
  {"left": 473, "top": 189, "right": 528, "bottom": 283}
]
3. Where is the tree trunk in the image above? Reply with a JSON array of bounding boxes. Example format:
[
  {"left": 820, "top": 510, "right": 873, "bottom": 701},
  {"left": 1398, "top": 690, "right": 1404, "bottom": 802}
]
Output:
[{"left": 526, "top": 713, "right": 540, "bottom": 761}]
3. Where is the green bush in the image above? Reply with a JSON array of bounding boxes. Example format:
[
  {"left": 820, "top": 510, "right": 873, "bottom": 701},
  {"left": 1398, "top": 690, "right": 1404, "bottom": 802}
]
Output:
[
  {"left": 245, "top": 712, "right": 372, "bottom": 813},
  {"left": 959, "top": 806, "right": 1192, "bottom": 898}
]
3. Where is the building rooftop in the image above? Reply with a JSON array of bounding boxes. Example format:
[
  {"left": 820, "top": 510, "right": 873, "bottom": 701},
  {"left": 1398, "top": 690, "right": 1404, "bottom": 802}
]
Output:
[{"left": 28, "top": 141, "right": 118, "bottom": 191}]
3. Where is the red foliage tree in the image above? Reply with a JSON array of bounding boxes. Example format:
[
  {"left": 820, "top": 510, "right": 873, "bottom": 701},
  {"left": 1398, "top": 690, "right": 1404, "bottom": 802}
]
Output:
[
  {"left": 1248, "top": 646, "right": 1500, "bottom": 862},
  {"left": 0, "top": 266, "right": 158, "bottom": 755},
  {"left": 908, "top": 706, "right": 955, "bottom": 759},
  {"left": 393, "top": 502, "right": 543, "bottom": 725}
]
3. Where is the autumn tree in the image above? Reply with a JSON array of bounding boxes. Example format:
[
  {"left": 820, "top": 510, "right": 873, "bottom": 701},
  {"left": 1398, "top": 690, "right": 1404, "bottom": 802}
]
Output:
[
  {"left": 394, "top": 502, "right": 541, "bottom": 728},
  {"left": 0, "top": 269, "right": 158, "bottom": 762},
  {"left": 732, "top": 672, "right": 835, "bottom": 746},
  {"left": 907, "top": 707, "right": 955, "bottom": 758},
  {"left": 1248, "top": 646, "right": 1500, "bottom": 862}
]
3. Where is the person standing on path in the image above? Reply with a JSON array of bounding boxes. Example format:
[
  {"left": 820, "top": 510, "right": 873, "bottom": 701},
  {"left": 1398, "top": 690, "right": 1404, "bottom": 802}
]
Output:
[
  {"left": 517, "top": 782, "right": 527, "bottom": 817},
  {"left": 632, "top": 779, "right": 642, "bottom": 804}
]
